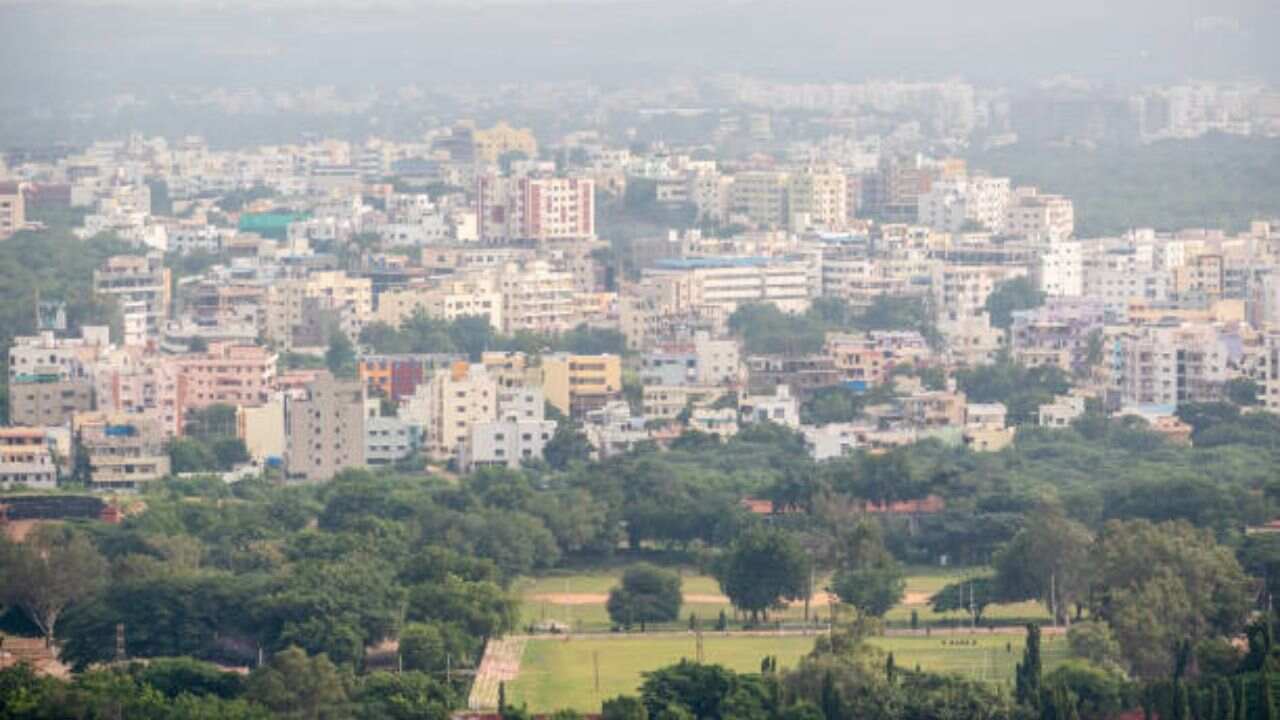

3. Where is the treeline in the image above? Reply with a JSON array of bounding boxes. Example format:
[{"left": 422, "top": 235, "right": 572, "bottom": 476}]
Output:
[
  {"left": 358, "top": 312, "right": 627, "bottom": 360},
  {"left": 972, "top": 134, "right": 1280, "bottom": 236},
  {"left": 728, "top": 296, "right": 938, "bottom": 356}
]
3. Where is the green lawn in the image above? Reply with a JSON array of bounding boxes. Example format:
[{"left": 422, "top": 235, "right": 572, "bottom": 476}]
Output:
[
  {"left": 516, "top": 566, "right": 1051, "bottom": 633},
  {"left": 508, "top": 632, "right": 1070, "bottom": 713}
]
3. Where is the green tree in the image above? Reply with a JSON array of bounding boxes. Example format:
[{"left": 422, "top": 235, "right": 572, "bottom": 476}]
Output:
[
  {"left": 1016, "top": 624, "right": 1043, "bottom": 708},
  {"left": 640, "top": 660, "right": 737, "bottom": 720},
  {"left": 0, "top": 526, "right": 107, "bottom": 646},
  {"left": 930, "top": 576, "right": 1000, "bottom": 624},
  {"left": 326, "top": 333, "right": 357, "bottom": 378},
  {"left": 984, "top": 277, "right": 1045, "bottom": 330},
  {"left": 1091, "top": 519, "right": 1253, "bottom": 678},
  {"left": 602, "top": 695, "right": 649, "bottom": 720},
  {"left": 351, "top": 671, "right": 455, "bottom": 720},
  {"left": 246, "top": 646, "right": 349, "bottom": 720},
  {"left": 830, "top": 562, "right": 906, "bottom": 619},
  {"left": 993, "top": 508, "right": 1092, "bottom": 623},
  {"left": 1065, "top": 622, "right": 1124, "bottom": 671},
  {"left": 714, "top": 527, "right": 810, "bottom": 623},
  {"left": 607, "top": 564, "right": 683, "bottom": 630}
]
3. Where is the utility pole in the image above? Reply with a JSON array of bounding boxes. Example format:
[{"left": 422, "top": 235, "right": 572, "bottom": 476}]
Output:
[
  {"left": 114, "top": 623, "right": 125, "bottom": 663},
  {"left": 696, "top": 630, "right": 705, "bottom": 663},
  {"left": 593, "top": 651, "right": 600, "bottom": 696}
]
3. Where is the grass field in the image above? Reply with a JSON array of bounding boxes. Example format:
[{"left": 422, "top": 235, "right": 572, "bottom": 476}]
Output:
[
  {"left": 515, "top": 566, "right": 1051, "bottom": 633},
  {"left": 507, "top": 632, "right": 1070, "bottom": 713}
]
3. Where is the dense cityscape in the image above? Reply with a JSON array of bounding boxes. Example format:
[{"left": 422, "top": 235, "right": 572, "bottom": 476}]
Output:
[{"left": 2, "top": 1, "right": 1280, "bottom": 719}]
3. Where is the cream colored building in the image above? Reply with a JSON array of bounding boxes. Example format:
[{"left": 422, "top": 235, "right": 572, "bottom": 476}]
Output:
[
  {"left": 418, "top": 362, "right": 498, "bottom": 460},
  {"left": 788, "top": 167, "right": 847, "bottom": 231},
  {"left": 284, "top": 373, "right": 366, "bottom": 483},
  {"left": 499, "top": 260, "right": 577, "bottom": 334},
  {"left": 75, "top": 412, "right": 171, "bottom": 491},
  {"left": 472, "top": 122, "right": 539, "bottom": 165},
  {"left": 265, "top": 272, "right": 373, "bottom": 348},
  {"left": 374, "top": 276, "right": 503, "bottom": 330},
  {"left": 94, "top": 253, "right": 171, "bottom": 346},
  {"left": 0, "top": 182, "right": 23, "bottom": 239},
  {"left": 931, "top": 264, "right": 1027, "bottom": 317},
  {"left": 238, "top": 398, "right": 286, "bottom": 463},
  {"left": 1006, "top": 187, "right": 1075, "bottom": 243},
  {"left": 730, "top": 171, "right": 789, "bottom": 229},
  {"left": 542, "top": 353, "right": 622, "bottom": 417},
  {"left": 642, "top": 384, "right": 726, "bottom": 420}
]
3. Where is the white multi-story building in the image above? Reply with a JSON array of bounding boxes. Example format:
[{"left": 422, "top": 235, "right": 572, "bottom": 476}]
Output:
[
  {"left": 458, "top": 386, "right": 557, "bottom": 472},
  {"left": 738, "top": 385, "right": 800, "bottom": 428},
  {"left": 416, "top": 362, "right": 498, "bottom": 460},
  {"left": 641, "top": 256, "right": 819, "bottom": 316},
  {"left": 1036, "top": 241, "right": 1084, "bottom": 297},
  {"left": 918, "top": 175, "right": 1011, "bottom": 233},
  {"left": 477, "top": 175, "right": 595, "bottom": 243},
  {"left": 499, "top": 260, "right": 577, "bottom": 334}
]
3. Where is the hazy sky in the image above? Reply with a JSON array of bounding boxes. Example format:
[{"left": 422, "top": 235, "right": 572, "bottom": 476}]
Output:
[{"left": 1, "top": 0, "right": 1277, "bottom": 104}]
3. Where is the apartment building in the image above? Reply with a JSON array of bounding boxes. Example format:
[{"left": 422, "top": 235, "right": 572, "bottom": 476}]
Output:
[
  {"left": 92, "top": 347, "right": 181, "bottom": 436},
  {"left": 542, "top": 353, "right": 622, "bottom": 417},
  {"left": 936, "top": 312, "right": 1005, "bottom": 366},
  {"left": 9, "top": 375, "right": 95, "bottom": 427},
  {"left": 471, "top": 122, "right": 539, "bottom": 165},
  {"left": 1110, "top": 323, "right": 1238, "bottom": 408},
  {"left": 284, "top": 372, "right": 367, "bottom": 483},
  {"left": 900, "top": 389, "right": 967, "bottom": 429},
  {"left": 94, "top": 253, "right": 171, "bottom": 346},
  {"left": 730, "top": 171, "right": 789, "bottom": 229},
  {"left": 788, "top": 167, "right": 847, "bottom": 231},
  {"left": 75, "top": 413, "right": 171, "bottom": 491},
  {"left": 1035, "top": 241, "right": 1084, "bottom": 297},
  {"left": 1010, "top": 298, "right": 1108, "bottom": 375},
  {"left": 481, "top": 351, "right": 544, "bottom": 389},
  {"left": 499, "top": 260, "right": 577, "bottom": 334},
  {"left": 747, "top": 355, "right": 841, "bottom": 397},
  {"left": 8, "top": 328, "right": 108, "bottom": 384},
  {"left": 238, "top": 399, "right": 285, "bottom": 464},
  {"left": 1005, "top": 188, "right": 1075, "bottom": 243},
  {"left": 917, "top": 175, "right": 1011, "bottom": 233},
  {"left": 694, "top": 333, "right": 743, "bottom": 386},
  {"left": 931, "top": 264, "right": 1027, "bottom": 317},
  {"left": 477, "top": 175, "right": 595, "bottom": 243},
  {"left": 641, "top": 256, "right": 818, "bottom": 316},
  {"left": 373, "top": 277, "right": 503, "bottom": 330},
  {"left": 642, "top": 385, "right": 726, "bottom": 420},
  {"left": 417, "top": 362, "right": 498, "bottom": 460},
  {"left": 0, "top": 182, "right": 23, "bottom": 239},
  {"left": 738, "top": 385, "right": 800, "bottom": 428},
  {"left": 458, "top": 386, "right": 556, "bottom": 472},
  {"left": 358, "top": 353, "right": 464, "bottom": 403},
  {"left": 0, "top": 428, "right": 58, "bottom": 489},
  {"left": 824, "top": 331, "right": 932, "bottom": 388},
  {"left": 365, "top": 410, "right": 420, "bottom": 466},
  {"left": 264, "top": 272, "right": 373, "bottom": 349},
  {"left": 174, "top": 343, "right": 278, "bottom": 415}
]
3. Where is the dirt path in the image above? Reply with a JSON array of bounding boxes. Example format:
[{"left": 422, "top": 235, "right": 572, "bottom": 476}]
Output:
[
  {"left": 468, "top": 635, "right": 527, "bottom": 711},
  {"left": 528, "top": 591, "right": 935, "bottom": 607}
]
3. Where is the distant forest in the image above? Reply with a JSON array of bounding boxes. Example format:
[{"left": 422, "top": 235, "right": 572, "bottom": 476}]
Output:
[{"left": 972, "top": 134, "right": 1280, "bottom": 237}]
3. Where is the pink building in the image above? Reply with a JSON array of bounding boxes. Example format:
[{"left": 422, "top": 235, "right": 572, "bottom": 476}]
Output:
[{"left": 174, "top": 343, "right": 278, "bottom": 420}]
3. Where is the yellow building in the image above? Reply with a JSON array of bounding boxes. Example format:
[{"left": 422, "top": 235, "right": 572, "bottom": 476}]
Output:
[
  {"left": 541, "top": 353, "right": 622, "bottom": 417},
  {"left": 473, "top": 122, "right": 539, "bottom": 165},
  {"left": 237, "top": 399, "right": 286, "bottom": 463}
]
